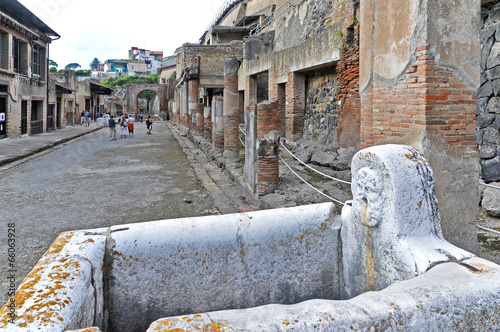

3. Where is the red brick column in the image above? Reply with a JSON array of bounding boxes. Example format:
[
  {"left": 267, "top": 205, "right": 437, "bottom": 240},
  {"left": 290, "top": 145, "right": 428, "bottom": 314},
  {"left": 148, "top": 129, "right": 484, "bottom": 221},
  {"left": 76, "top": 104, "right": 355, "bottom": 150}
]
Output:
[
  {"left": 223, "top": 58, "right": 241, "bottom": 161},
  {"left": 256, "top": 101, "right": 280, "bottom": 195},
  {"left": 256, "top": 130, "right": 280, "bottom": 196},
  {"left": 257, "top": 101, "right": 279, "bottom": 139},
  {"left": 196, "top": 103, "right": 204, "bottom": 135},
  {"left": 285, "top": 72, "right": 305, "bottom": 141}
]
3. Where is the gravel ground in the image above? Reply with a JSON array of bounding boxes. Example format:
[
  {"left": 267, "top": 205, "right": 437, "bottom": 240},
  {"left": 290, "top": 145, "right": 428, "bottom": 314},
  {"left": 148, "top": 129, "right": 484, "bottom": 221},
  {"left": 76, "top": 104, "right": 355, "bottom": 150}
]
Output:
[{"left": 0, "top": 122, "right": 217, "bottom": 304}]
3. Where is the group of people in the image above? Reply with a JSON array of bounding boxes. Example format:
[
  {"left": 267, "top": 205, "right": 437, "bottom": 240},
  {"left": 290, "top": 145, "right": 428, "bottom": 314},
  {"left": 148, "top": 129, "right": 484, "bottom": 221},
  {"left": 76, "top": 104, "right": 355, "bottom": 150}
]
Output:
[
  {"left": 80, "top": 111, "right": 91, "bottom": 127},
  {"left": 108, "top": 112, "right": 154, "bottom": 140}
]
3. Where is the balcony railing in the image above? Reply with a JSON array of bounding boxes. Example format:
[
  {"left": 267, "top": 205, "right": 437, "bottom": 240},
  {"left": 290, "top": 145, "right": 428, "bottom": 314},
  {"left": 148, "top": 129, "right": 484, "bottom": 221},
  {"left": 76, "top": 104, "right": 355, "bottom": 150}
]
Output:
[
  {"left": 249, "top": 0, "right": 304, "bottom": 36},
  {"left": 199, "top": 0, "right": 245, "bottom": 42}
]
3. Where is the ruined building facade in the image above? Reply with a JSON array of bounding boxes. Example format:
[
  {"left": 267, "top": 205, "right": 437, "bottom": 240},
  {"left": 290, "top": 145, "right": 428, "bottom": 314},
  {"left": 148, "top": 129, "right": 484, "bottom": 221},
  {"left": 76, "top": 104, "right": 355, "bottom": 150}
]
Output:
[
  {"left": 0, "top": 0, "right": 59, "bottom": 138},
  {"left": 169, "top": 0, "right": 492, "bottom": 253},
  {"left": 0, "top": 1, "right": 115, "bottom": 137}
]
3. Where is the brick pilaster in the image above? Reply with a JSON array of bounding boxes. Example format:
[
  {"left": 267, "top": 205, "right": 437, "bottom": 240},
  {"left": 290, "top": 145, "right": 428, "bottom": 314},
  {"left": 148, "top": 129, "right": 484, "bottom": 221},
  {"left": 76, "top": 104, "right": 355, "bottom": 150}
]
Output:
[
  {"left": 285, "top": 72, "right": 305, "bottom": 141},
  {"left": 223, "top": 58, "right": 241, "bottom": 161}
]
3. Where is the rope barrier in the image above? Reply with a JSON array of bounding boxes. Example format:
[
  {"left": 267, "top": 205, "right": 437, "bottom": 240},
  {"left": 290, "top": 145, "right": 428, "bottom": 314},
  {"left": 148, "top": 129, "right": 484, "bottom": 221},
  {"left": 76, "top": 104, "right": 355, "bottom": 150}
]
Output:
[
  {"left": 479, "top": 182, "right": 500, "bottom": 190},
  {"left": 279, "top": 155, "right": 345, "bottom": 205},
  {"left": 477, "top": 224, "right": 500, "bottom": 236},
  {"left": 280, "top": 142, "right": 352, "bottom": 185}
]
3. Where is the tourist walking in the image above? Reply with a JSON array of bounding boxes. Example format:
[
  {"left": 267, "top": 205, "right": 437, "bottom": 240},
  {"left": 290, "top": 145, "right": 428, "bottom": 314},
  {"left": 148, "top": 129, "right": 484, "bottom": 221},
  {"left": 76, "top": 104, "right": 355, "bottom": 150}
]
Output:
[
  {"left": 108, "top": 115, "right": 117, "bottom": 140},
  {"left": 128, "top": 115, "right": 135, "bottom": 138},
  {"left": 84, "top": 110, "right": 91, "bottom": 127},
  {"left": 139, "top": 111, "right": 143, "bottom": 123},
  {"left": 80, "top": 111, "right": 85, "bottom": 126},
  {"left": 146, "top": 115, "right": 153, "bottom": 135},
  {"left": 120, "top": 115, "right": 128, "bottom": 138}
]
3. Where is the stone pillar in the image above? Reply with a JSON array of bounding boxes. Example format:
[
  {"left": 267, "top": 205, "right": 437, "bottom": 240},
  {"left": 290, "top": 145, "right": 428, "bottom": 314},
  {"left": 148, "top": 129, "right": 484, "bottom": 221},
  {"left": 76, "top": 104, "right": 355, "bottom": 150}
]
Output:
[
  {"left": 223, "top": 58, "right": 241, "bottom": 161},
  {"left": 188, "top": 79, "right": 198, "bottom": 132},
  {"left": 212, "top": 96, "right": 224, "bottom": 153},
  {"left": 204, "top": 106, "right": 212, "bottom": 141},
  {"left": 285, "top": 72, "right": 305, "bottom": 141},
  {"left": 245, "top": 75, "right": 257, "bottom": 107},
  {"left": 359, "top": 0, "right": 480, "bottom": 253},
  {"left": 277, "top": 84, "right": 286, "bottom": 137},
  {"left": 244, "top": 104, "right": 257, "bottom": 193},
  {"left": 181, "top": 83, "right": 188, "bottom": 128}
]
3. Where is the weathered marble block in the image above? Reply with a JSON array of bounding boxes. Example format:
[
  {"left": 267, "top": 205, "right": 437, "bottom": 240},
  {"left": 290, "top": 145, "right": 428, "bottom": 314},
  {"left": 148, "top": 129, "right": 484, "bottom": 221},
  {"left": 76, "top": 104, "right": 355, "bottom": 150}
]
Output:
[{"left": 341, "top": 144, "right": 473, "bottom": 299}]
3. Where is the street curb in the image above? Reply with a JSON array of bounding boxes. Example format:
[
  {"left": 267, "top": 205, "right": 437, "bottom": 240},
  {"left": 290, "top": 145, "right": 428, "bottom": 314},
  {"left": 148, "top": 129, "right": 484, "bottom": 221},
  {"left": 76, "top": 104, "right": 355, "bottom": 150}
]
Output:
[
  {"left": 0, "top": 127, "right": 102, "bottom": 167},
  {"left": 167, "top": 123, "right": 239, "bottom": 214},
  {"left": 169, "top": 123, "right": 262, "bottom": 209}
]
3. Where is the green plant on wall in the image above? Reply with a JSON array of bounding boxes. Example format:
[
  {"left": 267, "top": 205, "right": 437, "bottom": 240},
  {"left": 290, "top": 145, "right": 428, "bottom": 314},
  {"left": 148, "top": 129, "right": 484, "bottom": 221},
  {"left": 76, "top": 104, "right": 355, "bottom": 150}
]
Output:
[{"left": 334, "top": 29, "right": 348, "bottom": 51}]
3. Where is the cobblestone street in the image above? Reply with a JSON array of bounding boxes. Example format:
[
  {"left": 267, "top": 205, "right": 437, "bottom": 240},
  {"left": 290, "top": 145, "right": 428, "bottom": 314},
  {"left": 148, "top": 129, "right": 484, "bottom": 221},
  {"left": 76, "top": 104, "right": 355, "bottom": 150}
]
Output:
[{"left": 0, "top": 122, "right": 221, "bottom": 304}]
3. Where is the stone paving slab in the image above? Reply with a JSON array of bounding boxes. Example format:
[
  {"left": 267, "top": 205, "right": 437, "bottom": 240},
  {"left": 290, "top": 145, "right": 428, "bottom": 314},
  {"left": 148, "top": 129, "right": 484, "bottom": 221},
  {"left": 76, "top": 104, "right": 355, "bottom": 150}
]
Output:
[{"left": 0, "top": 124, "right": 101, "bottom": 167}]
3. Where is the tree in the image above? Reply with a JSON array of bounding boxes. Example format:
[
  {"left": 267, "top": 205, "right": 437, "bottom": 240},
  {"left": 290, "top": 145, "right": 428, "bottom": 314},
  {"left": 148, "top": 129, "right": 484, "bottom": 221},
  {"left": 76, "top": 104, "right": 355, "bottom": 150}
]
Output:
[
  {"left": 75, "top": 70, "right": 91, "bottom": 77},
  {"left": 49, "top": 67, "right": 58, "bottom": 73},
  {"left": 49, "top": 59, "right": 58, "bottom": 68},
  {"left": 65, "top": 63, "right": 81, "bottom": 70},
  {"left": 90, "top": 58, "right": 100, "bottom": 70}
]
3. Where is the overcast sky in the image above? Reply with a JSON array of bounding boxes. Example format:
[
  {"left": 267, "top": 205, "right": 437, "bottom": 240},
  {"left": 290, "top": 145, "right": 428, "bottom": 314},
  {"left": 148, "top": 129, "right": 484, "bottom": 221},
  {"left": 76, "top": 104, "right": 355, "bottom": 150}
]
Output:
[{"left": 18, "top": 0, "right": 226, "bottom": 69}]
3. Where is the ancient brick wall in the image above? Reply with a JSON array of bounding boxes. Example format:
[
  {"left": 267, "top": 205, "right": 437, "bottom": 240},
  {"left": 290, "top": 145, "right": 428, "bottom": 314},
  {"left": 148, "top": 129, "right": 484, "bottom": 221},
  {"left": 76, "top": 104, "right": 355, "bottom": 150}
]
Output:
[
  {"left": 361, "top": 46, "right": 477, "bottom": 151},
  {"left": 285, "top": 72, "right": 305, "bottom": 141},
  {"left": 336, "top": 1, "right": 360, "bottom": 149}
]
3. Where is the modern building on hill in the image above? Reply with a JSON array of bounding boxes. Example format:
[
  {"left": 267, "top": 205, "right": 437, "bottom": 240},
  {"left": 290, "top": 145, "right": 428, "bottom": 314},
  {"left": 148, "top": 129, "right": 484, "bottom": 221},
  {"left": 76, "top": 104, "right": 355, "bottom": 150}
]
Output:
[{"left": 129, "top": 47, "right": 163, "bottom": 74}]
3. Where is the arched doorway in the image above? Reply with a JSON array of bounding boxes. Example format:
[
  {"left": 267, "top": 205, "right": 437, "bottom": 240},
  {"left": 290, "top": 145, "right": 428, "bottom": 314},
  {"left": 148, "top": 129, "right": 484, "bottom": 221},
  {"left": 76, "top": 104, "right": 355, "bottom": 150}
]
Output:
[{"left": 127, "top": 84, "right": 169, "bottom": 120}]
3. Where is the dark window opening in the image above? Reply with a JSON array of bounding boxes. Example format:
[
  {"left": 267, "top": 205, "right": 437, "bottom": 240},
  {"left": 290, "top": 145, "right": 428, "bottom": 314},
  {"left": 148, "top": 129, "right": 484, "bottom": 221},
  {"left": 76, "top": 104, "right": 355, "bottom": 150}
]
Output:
[
  {"left": 13, "top": 38, "right": 20, "bottom": 73},
  {"left": 32, "top": 45, "right": 42, "bottom": 79},
  {"left": 256, "top": 72, "right": 269, "bottom": 103}
]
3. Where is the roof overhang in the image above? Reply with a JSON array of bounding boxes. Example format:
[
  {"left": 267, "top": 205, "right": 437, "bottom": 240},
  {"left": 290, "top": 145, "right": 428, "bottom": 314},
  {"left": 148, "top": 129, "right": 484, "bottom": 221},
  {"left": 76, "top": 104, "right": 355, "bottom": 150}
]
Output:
[
  {"left": 90, "top": 81, "right": 113, "bottom": 95},
  {"left": 55, "top": 83, "right": 75, "bottom": 94},
  {"left": 0, "top": 0, "right": 60, "bottom": 41}
]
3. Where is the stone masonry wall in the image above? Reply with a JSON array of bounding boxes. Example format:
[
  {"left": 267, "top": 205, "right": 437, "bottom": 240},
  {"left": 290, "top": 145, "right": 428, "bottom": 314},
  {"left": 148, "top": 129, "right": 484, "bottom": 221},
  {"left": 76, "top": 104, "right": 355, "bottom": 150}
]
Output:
[
  {"left": 479, "top": 0, "right": 500, "bottom": 182},
  {"left": 304, "top": 67, "right": 339, "bottom": 145}
]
